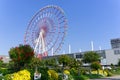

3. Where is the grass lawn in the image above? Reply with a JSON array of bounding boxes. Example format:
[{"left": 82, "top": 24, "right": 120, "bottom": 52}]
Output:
[{"left": 85, "top": 74, "right": 103, "bottom": 79}]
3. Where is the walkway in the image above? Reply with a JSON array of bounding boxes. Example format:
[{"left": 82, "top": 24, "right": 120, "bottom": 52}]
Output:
[{"left": 90, "top": 75, "right": 120, "bottom": 80}]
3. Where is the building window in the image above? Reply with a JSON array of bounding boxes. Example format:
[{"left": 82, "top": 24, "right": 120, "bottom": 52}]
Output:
[
  {"left": 76, "top": 54, "right": 82, "bottom": 58},
  {"left": 114, "top": 50, "right": 120, "bottom": 55}
]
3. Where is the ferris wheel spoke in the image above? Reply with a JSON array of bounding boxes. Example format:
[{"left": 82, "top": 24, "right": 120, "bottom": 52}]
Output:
[{"left": 58, "top": 16, "right": 64, "bottom": 20}]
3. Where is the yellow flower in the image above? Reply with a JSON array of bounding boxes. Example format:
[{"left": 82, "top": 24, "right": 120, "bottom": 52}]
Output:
[
  {"left": 64, "top": 70, "right": 70, "bottom": 75},
  {"left": 7, "top": 69, "right": 31, "bottom": 80},
  {"left": 48, "top": 70, "right": 58, "bottom": 80},
  {"left": 91, "top": 70, "right": 108, "bottom": 76}
]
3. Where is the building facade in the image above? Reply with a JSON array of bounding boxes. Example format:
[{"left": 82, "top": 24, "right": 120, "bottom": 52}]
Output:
[{"left": 1, "top": 38, "right": 120, "bottom": 65}]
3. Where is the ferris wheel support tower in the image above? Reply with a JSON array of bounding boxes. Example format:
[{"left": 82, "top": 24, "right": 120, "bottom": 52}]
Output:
[{"left": 34, "top": 28, "right": 47, "bottom": 56}]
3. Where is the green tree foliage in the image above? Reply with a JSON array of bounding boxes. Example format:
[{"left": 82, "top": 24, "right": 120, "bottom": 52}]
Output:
[
  {"left": 69, "top": 59, "right": 82, "bottom": 68},
  {"left": 118, "top": 59, "right": 120, "bottom": 66},
  {"left": 27, "top": 57, "right": 43, "bottom": 69},
  {"left": 0, "top": 58, "right": 3, "bottom": 67},
  {"left": 82, "top": 51, "right": 100, "bottom": 63},
  {"left": 58, "top": 55, "right": 72, "bottom": 67},
  {"left": 9, "top": 44, "right": 34, "bottom": 70},
  {"left": 44, "top": 58, "right": 57, "bottom": 67}
]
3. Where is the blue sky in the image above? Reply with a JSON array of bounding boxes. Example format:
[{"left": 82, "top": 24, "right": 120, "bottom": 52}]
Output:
[{"left": 0, "top": 0, "right": 120, "bottom": 55}]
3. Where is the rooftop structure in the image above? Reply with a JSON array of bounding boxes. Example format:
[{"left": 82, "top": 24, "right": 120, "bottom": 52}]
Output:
[{"left": 111, "top": 38, "right": 120, "bottom": 49}]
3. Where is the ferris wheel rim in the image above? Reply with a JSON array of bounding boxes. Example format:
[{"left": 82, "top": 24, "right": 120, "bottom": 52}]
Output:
[{"left": 24, "top": 5, "right": 68, "bottom": 56}]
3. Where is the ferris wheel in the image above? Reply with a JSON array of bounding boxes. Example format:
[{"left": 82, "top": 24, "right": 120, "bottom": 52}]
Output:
[{"left": 24, "top": 5, "right": 67, "bottom": 57}]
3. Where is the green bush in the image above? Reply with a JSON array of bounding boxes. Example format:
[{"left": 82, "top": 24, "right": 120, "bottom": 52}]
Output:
[
  {"left": 118, "top": 59, "right": 120, "bottom": 66},
  {"left": 0, "top": 68, "right": 9, "bottom": 75},
  {"left": 80, "top": 67, "right": 87, "bottom": 75},
  {"left": 0, "top": 76, "right": 4, "bottom": 80},
  {"left": 26, "top": 66, "right": 49, "bottom": 80},
  {"left": 91, "top": 62, "right": 101, "bottom": 71},
  {"left": 58, "top": 74, "right": 62, "bottom": 80},
  {"left": 105, "top": 69, "right": 112, "bottom": 76},
  {"left": 68, "top": 75, "right": 74, "bottom": 80},
  {"left": 4, "top": 74, "right": 12, "bottom": 80},
  {"left": 70, "top": 68, "right": 78, "bottom": 76},
  {"left": 73, "top": 75, "right": 89, "bottom": 80},
  {"left": 26, "top": 68, "right": 34, "bottom": 80},
  {"left": 111, "top": 67, "right": 120, "bottom": 75},
  {"left": 38, "top": 67, "right": 49, "bottom": 80}
]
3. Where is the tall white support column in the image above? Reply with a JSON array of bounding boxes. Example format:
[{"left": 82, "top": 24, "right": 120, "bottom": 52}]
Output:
[
  {"left": 68, "top": 44, "right": 71, "bottom": 53},
  {"left": 99, "top": 46, "right": 101, "bottom": 50},
  {"left": 79, "top": 49, "right": 82, "bottom": 52},
  {"left": 91, "top": 41, "right": 94, "bottom": 51}
]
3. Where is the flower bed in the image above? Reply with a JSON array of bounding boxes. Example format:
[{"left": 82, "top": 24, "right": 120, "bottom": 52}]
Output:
[{"left": 4, "top": 69, "right": 31, "bottom": 80}]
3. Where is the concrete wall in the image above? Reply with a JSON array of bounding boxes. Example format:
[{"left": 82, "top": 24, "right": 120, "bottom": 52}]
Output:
[{"left": 105, "top": 49, "right": 120, "bottom": 65}]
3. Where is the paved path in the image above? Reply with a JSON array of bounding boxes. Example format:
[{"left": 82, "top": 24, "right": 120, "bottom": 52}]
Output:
[{"left": 90, "top": 75, "right": 120, "bottom": 80}]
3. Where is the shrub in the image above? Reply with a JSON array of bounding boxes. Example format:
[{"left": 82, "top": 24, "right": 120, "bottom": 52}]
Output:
[
  {"left": 91, "top": 62, "right": 101, "bottom": 70},
  {"left": 80, "top": 67, "right": 87, "bottom": 75},
  {"left": 70, "top": 68, "right": 78, "bottom": 76},
  {"left": 105, "top": 69, "right": 112, "bottom": 76},
  {"left": 118, "top": 59, "right": 120, "bottom": 66},
  {"left": 0, "top": 76, "right": 4, "bottom": 80},
  {"left": 27, "top": 67, "right": 49, "bottom": 80},
  {"left": 68, "top": 75, "right": 74, "bottom": 80},
  {"left": 0, "top": 68, "right": 9, "bottom": 76},
  {"left": 58, "top": 74, "right": 62, "bottom": 80},
  {"left": 38, "top": 67, "right": 49, "bottom": 80},
  {"left": 26, "top": 68, "right": 34, "bottom": 80},
  {"left": 4, "top": 74, "right": 12, "bottom": 80}
]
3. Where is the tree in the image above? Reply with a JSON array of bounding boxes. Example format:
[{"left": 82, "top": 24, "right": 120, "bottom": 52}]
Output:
[
  {"left": 69, "top": 59, "right": 83, "bottom": 76},
  {"left": 9, "top": 44, "right": 34, "bottom": 70},
  {"left": 82, "top": 51, "right": 100, "bottom": 75},
  {"left": 27, "top": 57, "right": 43, "bottom": 68},
  {"left": 69, "top": 59, "right": 82, "bottom": 69},
  {"left": 58, "top": 55, "right": 72, "bottom": 67},
  {"left": 44, "top": 58, "right": 57, "bottom": 67},
  {"left": 82, "top": 51, "right": 100, "bottom": 64},
  {"left": 118, "top": 59, "right": 120, "bottom": 66}
]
